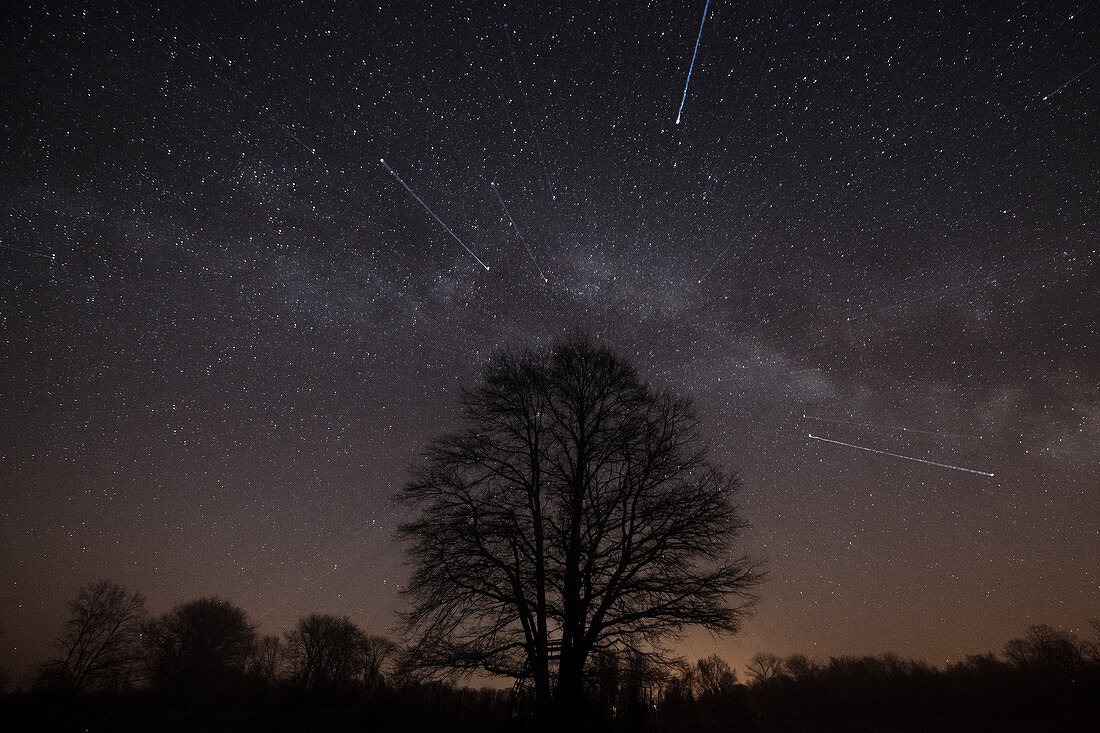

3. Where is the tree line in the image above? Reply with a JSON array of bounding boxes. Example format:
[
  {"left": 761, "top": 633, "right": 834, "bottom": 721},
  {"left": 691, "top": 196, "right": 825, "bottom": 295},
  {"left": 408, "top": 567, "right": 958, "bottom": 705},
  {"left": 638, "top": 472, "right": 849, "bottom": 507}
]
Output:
[
  {"left": 27, "top": 580, "right": 399, "bottom": 699},
  {"left": 633, "top": 623, "right": 1100, "bottom": 729},
  {"left": 7, "top": 578, "right": 1098, "bottom": 731}
]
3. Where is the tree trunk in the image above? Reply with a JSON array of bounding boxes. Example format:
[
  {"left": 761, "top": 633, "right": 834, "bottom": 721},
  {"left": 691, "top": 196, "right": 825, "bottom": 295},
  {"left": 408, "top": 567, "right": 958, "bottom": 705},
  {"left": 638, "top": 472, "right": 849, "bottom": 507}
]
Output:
[
  {"left": 554, "top": 647, "right": 586, "bottom": 730},
  {"left": 531, "top": 417, "right": 552, "bottom": 727},
  {"left": 533, "top": 670, "right": 550, "bottom": 729}
]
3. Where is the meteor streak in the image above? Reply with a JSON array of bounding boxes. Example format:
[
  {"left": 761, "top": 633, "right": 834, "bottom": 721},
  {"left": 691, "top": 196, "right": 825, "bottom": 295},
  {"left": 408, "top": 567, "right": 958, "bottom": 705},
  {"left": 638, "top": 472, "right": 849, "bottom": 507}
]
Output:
[
  {"left": 491, "top": 181, "right": 548, "bottom": 282},
  {"left": 0, "top": 245, "right": 54, "bottom": 260},
  {"left": 503, "top": 24, "right": 557, "bottom": 201},
  {"left": 845, "top": 250, "right": 1070, "bottom": 323},
  {"left": 676, "top": 0, "right": 711, "bottom": 125},
  {"left": 698, "top": 182, "right": 781, "bottom": 283},
  {"left": 1041, "top": 59, "right": 1099, "bottom": 101},
  {"left": 380, "top": 159, "right": 490, "bottom": 271},
  {"left": 121, "top": 0, "right": 318, "bottom": 157},
  {"left": 808, "top": 433, "right": 995, "bottom": 477}
]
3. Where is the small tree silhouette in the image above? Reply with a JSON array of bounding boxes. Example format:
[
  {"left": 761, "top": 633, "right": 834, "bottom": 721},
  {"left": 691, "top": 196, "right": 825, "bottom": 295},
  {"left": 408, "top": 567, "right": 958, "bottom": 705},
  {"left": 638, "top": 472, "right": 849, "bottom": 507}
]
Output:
[
  {"left": 142, "top": 597, "right": 256, "bottom": 694},
  {"left": 783, "top": 653, "right": 819, "bottom": 682},
  {"left": 34, "top": 580, "right": 147, "bottom": 693},
  {"left": 694, "top": 654, "right": 738, "bottom": 698},
  {"left": 361, "top": 633, "right": 398, "bottom": 690},
  {"left": 247, "top": 634, "right": 281, "bottom": 684},
  {"left": 745, "top": 652, "right": 784, "bottom": 685},
  {"left": 1002, "top": 624, "right": 1085, "bottom": 676},
  {"left": 1083, "top": 618, "right": 1100, "bottom": 664},
  {"left": 283, "top": 614, "right": 368, "bottom": 692}
]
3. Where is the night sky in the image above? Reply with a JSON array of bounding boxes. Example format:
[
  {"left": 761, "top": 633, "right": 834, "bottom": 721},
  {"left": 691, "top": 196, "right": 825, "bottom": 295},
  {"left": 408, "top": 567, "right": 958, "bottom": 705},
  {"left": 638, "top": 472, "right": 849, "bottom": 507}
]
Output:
[{"left": 2, "top": 1, "right": 1097, "bottom": 684}]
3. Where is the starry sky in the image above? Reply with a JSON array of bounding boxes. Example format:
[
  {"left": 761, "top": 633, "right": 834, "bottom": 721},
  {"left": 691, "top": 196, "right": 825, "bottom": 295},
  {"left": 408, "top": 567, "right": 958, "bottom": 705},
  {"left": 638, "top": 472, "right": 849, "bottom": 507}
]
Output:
[{"left": 2, "top": 1, "right": 1097, "bottom": 684}]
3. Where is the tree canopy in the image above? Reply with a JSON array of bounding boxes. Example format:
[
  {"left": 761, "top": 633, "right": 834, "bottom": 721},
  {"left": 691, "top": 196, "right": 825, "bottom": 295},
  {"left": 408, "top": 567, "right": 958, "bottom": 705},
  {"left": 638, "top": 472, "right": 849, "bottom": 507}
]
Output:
[
  {"left": 142, "top": 597, "right": 256, "bottom": 693},
  {"left": 398, "top": 335, "right": 763, "bottom": 720}
]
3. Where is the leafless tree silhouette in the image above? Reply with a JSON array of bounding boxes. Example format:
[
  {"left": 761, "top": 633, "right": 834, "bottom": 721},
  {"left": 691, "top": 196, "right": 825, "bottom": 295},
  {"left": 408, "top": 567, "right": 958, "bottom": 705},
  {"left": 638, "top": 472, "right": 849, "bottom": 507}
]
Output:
[
  {"left": 746, "top": 652, "right": 785, "bottom": 685},
  {"left": 361, "top": 633, "right": 398, "bottom": 690},
  {"left": 398, "top": 335, "right": 762, "bottom": 724},
  {"left": 247, "top": 634, "right": 282, "bottom": 684},
  {"left": 283, "top": 614, "right": 377, "bottom": 691},
  {"left": 142, "top": 597, "right": 256, "bottom": 691},
  {"left": 694, "top": 653, "right": 738, "bottom": 698},
  {"left": 35, "top": 580, "right": 147, "bottom": 692},
  {"left": 1084, "top": 618, "right": 1100, "bottom": 664},
  {"left": 783, "top": 653, "right": 819, "bottom": 682},
  {"left": 1003, "top": 624, "right": 1086, "bottom": 676}
]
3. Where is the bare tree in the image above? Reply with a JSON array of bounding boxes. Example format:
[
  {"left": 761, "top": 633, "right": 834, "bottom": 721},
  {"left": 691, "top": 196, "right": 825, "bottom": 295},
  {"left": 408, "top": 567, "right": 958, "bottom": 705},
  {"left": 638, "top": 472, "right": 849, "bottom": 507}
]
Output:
[
  {"left": 783, "top": 653, "right": 819, "bottom": 682},
  {"left": 283, "top": 614, "right": 369, "bottom": 691},
  {"left": 1080, "top": 618, "right": 1100, "bottom": 664},
  {"left": 360, "top": 633, "right": 398, "bottom": 690},
  {"left": 693, "top": 654, "right": 738, "bottom": 698},
  {"left": 1002, "top": 624, "right": 1085, "bottom": 676},
  {"left": 247, "top": 634, "right": 282, "bottom": 684},
  {"left": 35, "top": 580, "right": 147, "bottom": 693},
  {"left": 142, "top": 597, "right": 256, "bottom": 691},
  {"left": 745, "top": 652, "right": 785, "bottom": 685},
  {"left": 398, "top": 335, "right": 763, "bottom": 723}
]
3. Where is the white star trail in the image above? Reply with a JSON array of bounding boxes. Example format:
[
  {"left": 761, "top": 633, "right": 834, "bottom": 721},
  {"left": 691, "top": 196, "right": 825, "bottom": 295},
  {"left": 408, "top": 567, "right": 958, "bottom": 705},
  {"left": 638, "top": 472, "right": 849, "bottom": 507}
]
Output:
[
  {"left": 0, "top": 245, "right": 54, "bottom": 261},
  {"left": 121, "top": 0, "right": 318, "bottom": 158},
  {"left": 698, "top": 182, "right": 781, "bottom": 284},
  {"left": 503, "top": 24, "right": 557, "bottom": 201},
  {"left": 808, "top": 434, "right": 995, "bottom": 477},
  {"left": 491, "top": 181, "right": 548, "bottom": 283},
  {"left": 380, "top": 159, "right": 490, "bottom": 271},
  {"left": 845, "top": 251, "right": 1070, "bottom": 323},
  {"left": 1041, "top": 58, "right": 1099, "bottom": 101},
  {"left": 676, "top": 0, "right": 711, "bottom": 125}
]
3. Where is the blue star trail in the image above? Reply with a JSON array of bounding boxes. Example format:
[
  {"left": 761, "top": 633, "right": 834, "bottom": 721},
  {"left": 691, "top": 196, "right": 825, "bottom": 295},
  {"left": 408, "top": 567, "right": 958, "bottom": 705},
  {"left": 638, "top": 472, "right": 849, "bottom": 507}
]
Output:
[{"left": 676, "top": 0, "right": 711, "bottom": 125}]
